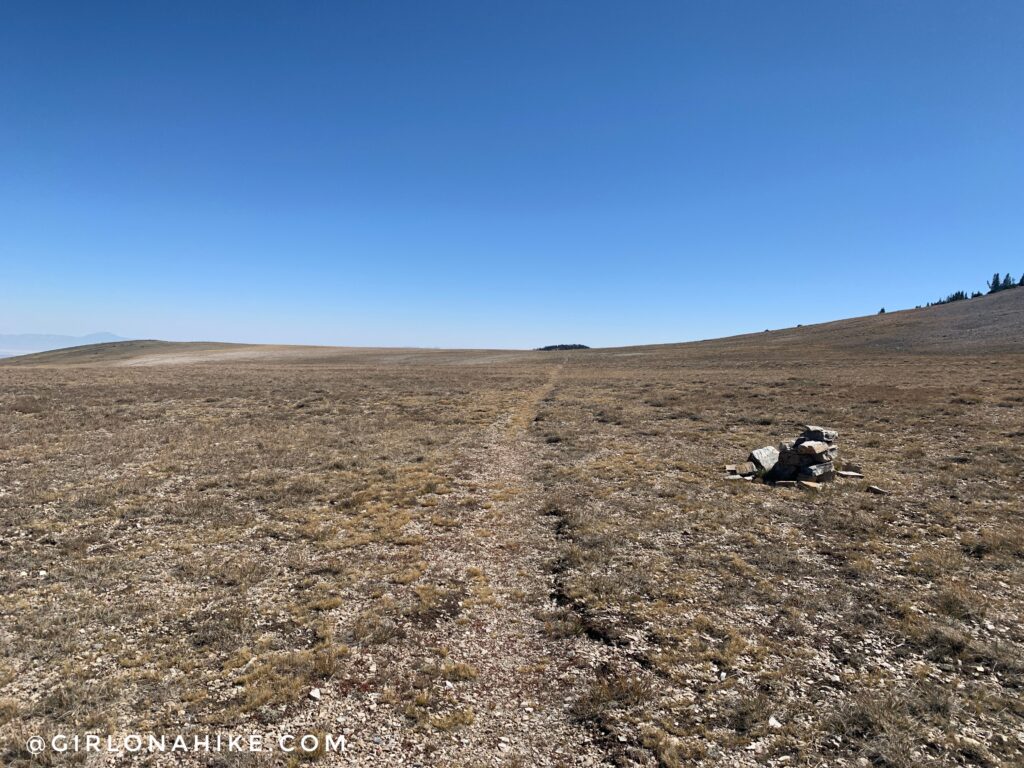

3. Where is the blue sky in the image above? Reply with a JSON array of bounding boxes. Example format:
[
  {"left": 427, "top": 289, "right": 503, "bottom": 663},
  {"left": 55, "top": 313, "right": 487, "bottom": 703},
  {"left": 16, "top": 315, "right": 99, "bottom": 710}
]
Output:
[{"left": 2, "top": 2, "right": 1022, "bottom": 348}]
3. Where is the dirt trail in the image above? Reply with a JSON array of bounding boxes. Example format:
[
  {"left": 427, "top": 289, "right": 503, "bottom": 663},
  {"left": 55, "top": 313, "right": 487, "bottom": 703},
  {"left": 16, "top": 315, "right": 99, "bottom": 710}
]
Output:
[{"left": 405, "top": 360, "right": 612, "bottom": 766}]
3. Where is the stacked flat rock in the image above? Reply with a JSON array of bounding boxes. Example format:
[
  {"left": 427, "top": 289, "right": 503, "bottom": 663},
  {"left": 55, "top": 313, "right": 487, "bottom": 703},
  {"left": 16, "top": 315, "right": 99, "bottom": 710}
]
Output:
[
  {"left": 726, "top": 425, "right": 842, "bottom": 483},
  {"left": 764, "top": 425, "right": 839, "bottom": 482}
]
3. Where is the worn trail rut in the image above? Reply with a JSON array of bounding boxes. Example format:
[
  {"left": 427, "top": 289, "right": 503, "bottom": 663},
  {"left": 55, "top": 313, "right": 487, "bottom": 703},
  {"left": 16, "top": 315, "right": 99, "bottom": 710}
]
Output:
[
  {"left": 320, "top": 361, "right": 614, "bottom": 766},
  {"left": 422, "top": 361, "right": 612, "bottom": 766}
]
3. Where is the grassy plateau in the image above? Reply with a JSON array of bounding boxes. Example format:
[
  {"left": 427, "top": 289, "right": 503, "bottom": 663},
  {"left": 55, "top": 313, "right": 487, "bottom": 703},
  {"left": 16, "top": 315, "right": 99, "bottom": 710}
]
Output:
[{"left": 1, "top": 289, "right": 1022, "bottom": 766}]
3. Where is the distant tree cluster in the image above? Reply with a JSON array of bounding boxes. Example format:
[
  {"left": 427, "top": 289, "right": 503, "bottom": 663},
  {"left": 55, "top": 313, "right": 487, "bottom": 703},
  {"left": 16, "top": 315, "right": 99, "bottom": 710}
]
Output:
[
  {"left": 928, "top": 290, "right": 972, "bottom": 306},
  {"left": 918, "top": 271, "right": 1021, "bottom": 309},
  {"left": 536, "top": 344, "right": 590, "bottom": 351},
  {"left": 987, "top": 272, "right": 1023, "bottom": 294}
]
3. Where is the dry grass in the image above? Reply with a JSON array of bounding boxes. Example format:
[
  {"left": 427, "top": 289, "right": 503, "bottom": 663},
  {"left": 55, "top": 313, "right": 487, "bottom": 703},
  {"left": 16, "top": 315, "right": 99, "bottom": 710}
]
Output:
[
  {"left": 532, "top": 348, "right": 1024, "bottom": 766},
  {"left": 1, "top": 294, "right": 1023, "bottom": 765}
]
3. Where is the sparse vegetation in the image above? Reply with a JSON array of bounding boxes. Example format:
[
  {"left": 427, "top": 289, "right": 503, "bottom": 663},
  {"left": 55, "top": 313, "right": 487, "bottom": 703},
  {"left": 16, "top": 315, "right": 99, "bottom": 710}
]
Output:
[
  {"left": 1, "top": 294, "right": 1022, "bottom": 765},
  {"left": 914, "top": 271, "right": 1021, "bottom": 309},
  {"left": 928, "top": 289, "right": 969, "bottom": 305}
]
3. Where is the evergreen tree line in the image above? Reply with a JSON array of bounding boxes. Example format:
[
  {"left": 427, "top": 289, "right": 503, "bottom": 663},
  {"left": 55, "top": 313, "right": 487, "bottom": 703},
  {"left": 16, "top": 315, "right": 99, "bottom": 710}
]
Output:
[
  {"left": 920, "top": 271, "right": 1022, "bottom": 308},
  {"left": 986, "top": 272, "right": 1023, "bottom": 293}
]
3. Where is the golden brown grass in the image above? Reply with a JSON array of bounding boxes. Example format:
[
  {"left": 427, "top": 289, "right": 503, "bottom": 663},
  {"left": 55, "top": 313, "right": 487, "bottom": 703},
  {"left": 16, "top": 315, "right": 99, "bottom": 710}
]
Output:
[
  {"left": 533, "top": 348, "right": 1024, "bottom": 766},
  {"left": 1, "top": 294, "right": 1023, "bottom": 765}
]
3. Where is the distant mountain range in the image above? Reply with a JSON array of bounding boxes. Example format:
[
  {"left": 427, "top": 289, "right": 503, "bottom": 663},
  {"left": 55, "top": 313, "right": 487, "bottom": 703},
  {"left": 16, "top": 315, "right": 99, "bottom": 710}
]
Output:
[{"left": 0, "top": 332, "right": 126, "bottom": 358}]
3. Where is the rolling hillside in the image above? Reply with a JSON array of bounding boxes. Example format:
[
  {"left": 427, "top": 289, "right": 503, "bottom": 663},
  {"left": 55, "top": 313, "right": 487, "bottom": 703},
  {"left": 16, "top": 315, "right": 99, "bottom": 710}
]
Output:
[
  {"left": 2, "top": 287, "right": 1022, "bottom": 767},
  {"left": 3, "top": 287, "right": 1022, "bottom": 367},
  {"left": 661, "top": 286, "right": 1024, "bottom": 358}
]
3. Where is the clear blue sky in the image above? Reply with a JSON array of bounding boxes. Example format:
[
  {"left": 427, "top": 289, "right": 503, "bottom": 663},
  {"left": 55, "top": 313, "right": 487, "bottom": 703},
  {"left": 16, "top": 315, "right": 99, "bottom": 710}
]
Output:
[{"left": 2, "top": 2, "right": 1022, "bottom": 348}]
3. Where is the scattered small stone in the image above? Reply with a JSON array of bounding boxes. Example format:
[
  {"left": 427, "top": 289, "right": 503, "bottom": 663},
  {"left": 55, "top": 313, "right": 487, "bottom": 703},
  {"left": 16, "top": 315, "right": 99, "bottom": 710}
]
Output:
[
  {"left": 797, "top": 481, "right": 822, "bottom": 492},
  {"left": 724, "top": 464, "right": 738, "bottom": 473},
  {"left": 735, "top": 461, "right": 757, "bottom": 476},
  {"left": 866, "top": 485, "right": 890, "bottom": 495},
  {"left": 309, "top": 687, "right": 322, "bottom": 701},
  {"left": 768, "top": 716, "right": 783, "bottom": 729},
  {"left": 837, "top": 470, "right": 864, "bottom": 478}
]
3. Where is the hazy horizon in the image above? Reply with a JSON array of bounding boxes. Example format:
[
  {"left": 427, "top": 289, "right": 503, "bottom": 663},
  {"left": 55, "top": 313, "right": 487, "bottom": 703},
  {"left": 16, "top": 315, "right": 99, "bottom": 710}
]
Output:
[{"left": 5, "top": 282, "right": 1021, "bottom": 354}]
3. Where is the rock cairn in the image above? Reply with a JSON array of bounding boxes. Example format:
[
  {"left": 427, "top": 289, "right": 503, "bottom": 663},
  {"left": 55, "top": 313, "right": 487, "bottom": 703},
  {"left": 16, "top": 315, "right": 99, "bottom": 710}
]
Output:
[
  {"left": 726, "top": 425, "right": 863, "bottom": 489},
  {"left": 764, "top": 425, "right": 838, "bottom": 482}
]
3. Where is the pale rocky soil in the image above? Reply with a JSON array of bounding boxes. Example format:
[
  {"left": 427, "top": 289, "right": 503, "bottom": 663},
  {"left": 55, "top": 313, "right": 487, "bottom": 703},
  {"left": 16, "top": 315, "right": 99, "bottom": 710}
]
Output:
[
  {"left": 311, "top": 363, "right": 613, "bottom": 767},
  {"left": 1, "top": 291, "right": 1023, "bottom": 767}
]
